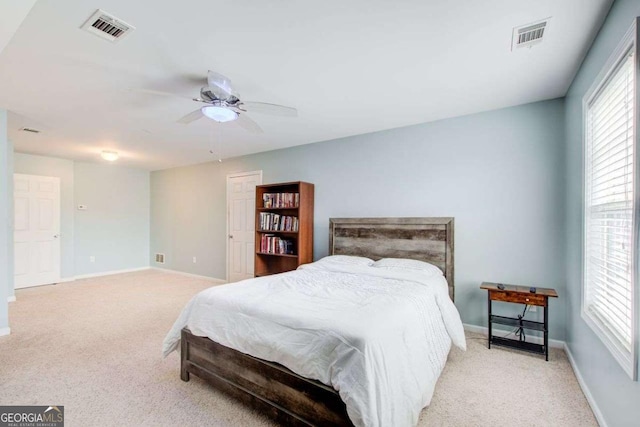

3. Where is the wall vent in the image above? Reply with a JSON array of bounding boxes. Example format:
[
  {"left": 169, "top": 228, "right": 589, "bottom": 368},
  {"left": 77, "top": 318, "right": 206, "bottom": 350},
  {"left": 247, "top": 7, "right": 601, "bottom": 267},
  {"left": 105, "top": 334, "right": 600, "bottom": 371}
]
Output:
[
  {"left": 512, "top": 19, "right": 549, "bottom": 51},
  {"left": 155, "top": 253, "right": 165, "bottom": 264},
  {"left": 81, "top": 9, "right": 135, "bottom": 43},
  {"left": 19, "top": 127, "right": 40, "bottom": 134}
]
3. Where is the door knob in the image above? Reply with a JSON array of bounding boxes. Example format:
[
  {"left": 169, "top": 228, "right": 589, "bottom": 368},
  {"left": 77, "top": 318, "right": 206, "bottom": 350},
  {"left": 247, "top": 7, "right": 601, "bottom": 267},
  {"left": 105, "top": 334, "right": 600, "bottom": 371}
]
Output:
[
  {"left": 229, "top": 235, "right": 234, "bottom": 239},
  {"left": 53, "top": 234, "right": 60, "bottom": 238}
]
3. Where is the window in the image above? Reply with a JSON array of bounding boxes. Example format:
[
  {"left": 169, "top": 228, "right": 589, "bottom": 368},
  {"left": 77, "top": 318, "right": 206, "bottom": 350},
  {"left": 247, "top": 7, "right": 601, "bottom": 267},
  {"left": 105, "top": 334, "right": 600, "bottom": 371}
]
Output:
[{"left": 583, "top": 19, "right": 638, "bottom": 380}]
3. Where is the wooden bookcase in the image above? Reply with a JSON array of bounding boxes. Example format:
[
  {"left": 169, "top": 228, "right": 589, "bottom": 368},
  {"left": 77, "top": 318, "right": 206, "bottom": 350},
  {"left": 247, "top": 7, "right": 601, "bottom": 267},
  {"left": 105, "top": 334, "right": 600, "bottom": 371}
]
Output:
[{"left": 255, "top": 181, "right": 314, "bottom": 277}]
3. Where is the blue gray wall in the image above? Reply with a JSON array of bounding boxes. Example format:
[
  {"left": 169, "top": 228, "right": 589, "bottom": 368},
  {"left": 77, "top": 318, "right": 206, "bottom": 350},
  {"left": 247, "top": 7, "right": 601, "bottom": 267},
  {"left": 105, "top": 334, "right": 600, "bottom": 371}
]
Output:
[
  {"left": 0, "top": 109, "right": 11, "bottom": 333},
  {"left": 13, "top": 154, "right": 150, "bottom": 279},
  {"left": 564, "top": 1, "right": 640, "bottom": 425},
  {"left": 151, "top": 98, "right": 567, "bottom": 339},
  {"left": 73, "top": 162, "right": 150, "bottom": 276}
]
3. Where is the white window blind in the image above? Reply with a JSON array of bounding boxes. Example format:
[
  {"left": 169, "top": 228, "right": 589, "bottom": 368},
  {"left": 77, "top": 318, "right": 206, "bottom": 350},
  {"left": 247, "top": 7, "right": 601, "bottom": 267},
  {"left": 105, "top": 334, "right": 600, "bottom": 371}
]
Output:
[{"left": 584, "top": 47, "right": 636, "bottom": 372}]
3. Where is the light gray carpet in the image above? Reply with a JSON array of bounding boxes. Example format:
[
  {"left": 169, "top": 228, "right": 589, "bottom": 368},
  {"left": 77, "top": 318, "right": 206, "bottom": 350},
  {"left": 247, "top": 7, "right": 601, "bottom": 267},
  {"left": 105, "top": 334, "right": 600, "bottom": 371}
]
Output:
[{"left": 0, "top": 270, "right": 597, "bottom": 427}]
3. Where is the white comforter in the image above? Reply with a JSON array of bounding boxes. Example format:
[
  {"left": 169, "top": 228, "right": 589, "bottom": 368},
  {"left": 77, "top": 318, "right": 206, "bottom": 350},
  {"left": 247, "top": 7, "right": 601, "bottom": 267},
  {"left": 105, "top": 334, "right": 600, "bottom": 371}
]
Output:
[{"left": 163, "top": 261, "right": 466, "bottom": 427}]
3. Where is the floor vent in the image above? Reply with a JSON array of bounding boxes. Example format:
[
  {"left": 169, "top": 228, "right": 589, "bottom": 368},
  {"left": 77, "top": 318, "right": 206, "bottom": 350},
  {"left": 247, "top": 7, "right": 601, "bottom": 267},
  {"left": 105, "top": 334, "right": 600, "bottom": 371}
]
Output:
[
  {"left": 155, "top": 253, "right": 165, "bottom": 264},
  {"left": 81, "top": 9, "right": 135, "bottom": 43},
  {"left": 512, "top": 19, "right": 549, "bottom": 51}
]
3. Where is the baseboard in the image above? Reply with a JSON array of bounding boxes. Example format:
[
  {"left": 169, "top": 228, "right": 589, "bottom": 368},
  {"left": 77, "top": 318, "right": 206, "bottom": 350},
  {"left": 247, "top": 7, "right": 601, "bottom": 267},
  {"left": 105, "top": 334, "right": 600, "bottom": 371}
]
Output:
[
  {"left": 151, "top": 267, "right": 226, "bottom": 284},
  {"left": 74, "top": 266, "right": 150, "bottom": 280},
  {"left": 463, "top": 323, "right": 565, "bottom": 349},
  {"left": 14, "top": 267, "right": 162, "bottom": 289},
  {"left": 14, "top": 276, "right": 74, "bottom": 290},
  {"left": 564, "top": 343, "right": 607, "bottom": 427},
  {"left": 7, "top": 296, "right": 15, "bottom": 302},
  {"left": 0, "top": 327, "right": 10, "bottom": 337}
]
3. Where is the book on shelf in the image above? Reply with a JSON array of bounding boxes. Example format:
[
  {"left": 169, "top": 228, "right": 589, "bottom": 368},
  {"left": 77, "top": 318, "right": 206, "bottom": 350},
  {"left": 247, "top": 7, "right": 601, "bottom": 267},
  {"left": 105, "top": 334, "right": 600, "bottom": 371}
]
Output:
[
  {"left": 262, "top": 192, "right": 300, "bottom": 209},
  {"left": 260, "top": 234, "right": 295, "bottom": 255},
  {"left": 259, "top": 212, "right": 299, "bottom": 232}
]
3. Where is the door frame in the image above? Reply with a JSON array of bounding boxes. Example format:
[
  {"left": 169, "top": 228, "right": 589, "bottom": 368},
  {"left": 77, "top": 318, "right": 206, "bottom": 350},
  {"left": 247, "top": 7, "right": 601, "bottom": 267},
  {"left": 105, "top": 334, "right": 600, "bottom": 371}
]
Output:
[
  {"left": 226, "top": 170, "right": 262, "bottom": 282},
  {"left": 13, "top": 173, "right": 62, "bottom": 289}
]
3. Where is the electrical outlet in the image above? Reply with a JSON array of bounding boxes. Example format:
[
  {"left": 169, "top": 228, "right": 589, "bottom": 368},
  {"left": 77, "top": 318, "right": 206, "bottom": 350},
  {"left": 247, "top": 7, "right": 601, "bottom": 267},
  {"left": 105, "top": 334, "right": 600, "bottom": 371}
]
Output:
[
  {"left": 192, "top": 256, "right": 197, "bottom": 263},
  {"left": 89, "top": 256, "right": 95, "bottom": 263}
]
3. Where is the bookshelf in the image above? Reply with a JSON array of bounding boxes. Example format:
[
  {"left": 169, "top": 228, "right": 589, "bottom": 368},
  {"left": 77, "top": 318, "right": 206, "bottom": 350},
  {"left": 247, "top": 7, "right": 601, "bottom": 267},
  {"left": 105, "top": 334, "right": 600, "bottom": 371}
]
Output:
[{"left": 255, "top": 181, "right": 314, "bottom": 277}]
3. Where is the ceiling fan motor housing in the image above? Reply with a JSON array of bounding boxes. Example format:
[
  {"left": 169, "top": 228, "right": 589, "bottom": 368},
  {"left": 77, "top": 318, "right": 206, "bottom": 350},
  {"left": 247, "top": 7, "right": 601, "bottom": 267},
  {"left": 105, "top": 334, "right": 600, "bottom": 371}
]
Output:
[{"left": 200, "top": 87, "right": 218, "bottom": 102}]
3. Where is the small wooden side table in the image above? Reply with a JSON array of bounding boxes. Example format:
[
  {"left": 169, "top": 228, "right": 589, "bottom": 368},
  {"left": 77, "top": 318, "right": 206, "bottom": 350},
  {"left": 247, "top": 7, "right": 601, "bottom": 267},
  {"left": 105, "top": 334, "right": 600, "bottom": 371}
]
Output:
[{"left": 480, "top": 282, "right": 558, "bottom": 361}]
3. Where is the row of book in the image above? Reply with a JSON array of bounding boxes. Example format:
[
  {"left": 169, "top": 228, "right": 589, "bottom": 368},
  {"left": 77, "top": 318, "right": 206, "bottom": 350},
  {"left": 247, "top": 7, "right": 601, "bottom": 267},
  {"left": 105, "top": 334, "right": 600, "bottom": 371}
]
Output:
[
  {"left": 263, "top": 192, "right": 300, "bottom": 209},
  {"left": 259, "top": 213, "right": 299, "bottom": 232},
  {"left": 259, "top": 235, "right": 295, "bottom": 255}
]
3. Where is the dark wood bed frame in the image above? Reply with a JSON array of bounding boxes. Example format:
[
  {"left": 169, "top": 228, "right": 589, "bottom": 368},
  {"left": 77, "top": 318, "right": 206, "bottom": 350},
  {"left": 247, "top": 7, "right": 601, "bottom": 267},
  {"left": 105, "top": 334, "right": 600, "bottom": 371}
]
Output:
[{"left": 180, "top": 217, "right": 455, "bottom": 426}]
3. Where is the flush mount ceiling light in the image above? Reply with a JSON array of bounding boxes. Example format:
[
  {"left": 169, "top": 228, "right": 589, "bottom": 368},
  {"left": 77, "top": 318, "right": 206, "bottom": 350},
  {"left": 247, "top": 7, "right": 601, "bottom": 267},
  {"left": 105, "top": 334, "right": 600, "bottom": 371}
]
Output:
[
  {"left": 101, "top": 150, "right": 119, "bottom": 161},
  {"left": 201, "top": 105, "right": 238, "bottom": 123}
]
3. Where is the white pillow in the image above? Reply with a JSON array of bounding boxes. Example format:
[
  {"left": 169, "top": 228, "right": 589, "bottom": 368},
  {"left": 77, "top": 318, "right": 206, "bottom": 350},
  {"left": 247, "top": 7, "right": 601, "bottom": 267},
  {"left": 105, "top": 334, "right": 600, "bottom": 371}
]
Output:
[
  {"left": 316, "top": 255, "right": 374, "bottom": 266},
  {"left": 373, "top": 258, "right": 443, "bottom": 276}
]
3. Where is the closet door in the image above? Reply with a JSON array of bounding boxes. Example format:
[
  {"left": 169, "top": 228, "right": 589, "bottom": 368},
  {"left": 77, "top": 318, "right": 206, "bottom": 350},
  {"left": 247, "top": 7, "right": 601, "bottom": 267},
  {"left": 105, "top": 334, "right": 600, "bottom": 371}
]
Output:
[
  {"left": 14, "top": 174, "right": 61, "bottom": 289},
  {"left": 227, "top": 171, "right": 261, "bottom": 282}
]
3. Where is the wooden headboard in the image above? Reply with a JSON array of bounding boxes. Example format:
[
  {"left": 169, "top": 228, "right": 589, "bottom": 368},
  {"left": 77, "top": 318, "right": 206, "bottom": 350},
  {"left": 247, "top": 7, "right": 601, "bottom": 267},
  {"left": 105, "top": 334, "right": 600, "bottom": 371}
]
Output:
[{"left": 329, "top": 217, "right": 455, "bottom": 300}]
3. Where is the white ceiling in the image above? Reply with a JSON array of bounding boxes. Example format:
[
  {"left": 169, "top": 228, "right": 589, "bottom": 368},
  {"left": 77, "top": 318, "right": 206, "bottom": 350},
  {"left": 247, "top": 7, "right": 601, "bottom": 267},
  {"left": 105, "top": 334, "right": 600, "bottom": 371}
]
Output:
[
  {"left": 0, "top": 0, "right": 613, "bottom": 171},
  {"left": 0, "top": 0, "right": 37, "bottom": 55}
]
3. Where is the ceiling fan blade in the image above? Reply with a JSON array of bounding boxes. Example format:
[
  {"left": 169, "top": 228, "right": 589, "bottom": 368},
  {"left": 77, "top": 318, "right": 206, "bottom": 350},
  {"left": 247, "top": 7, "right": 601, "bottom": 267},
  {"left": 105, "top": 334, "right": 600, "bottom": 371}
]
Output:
[
  {"left": 241, "top": 101, "right": 298, "bottom": 117},
  {"left": 207, "top": 70, "right": 239, "bottom": 99},
  {"left": 132, "top": 88, "right": 195, "bottom": 101},
  {"left": 177, "top": 109, "right": 205, "bottom": 124},
  {"left": 236, "top": 113, "right": 263, "bottom": 134}
]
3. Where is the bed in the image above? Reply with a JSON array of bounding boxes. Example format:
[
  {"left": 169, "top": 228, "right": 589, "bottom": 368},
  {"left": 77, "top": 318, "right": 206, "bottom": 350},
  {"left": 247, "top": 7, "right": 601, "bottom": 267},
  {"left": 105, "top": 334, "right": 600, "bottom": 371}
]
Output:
[{"left": 163, "top": 217, "right": 463, "bottom": 427}]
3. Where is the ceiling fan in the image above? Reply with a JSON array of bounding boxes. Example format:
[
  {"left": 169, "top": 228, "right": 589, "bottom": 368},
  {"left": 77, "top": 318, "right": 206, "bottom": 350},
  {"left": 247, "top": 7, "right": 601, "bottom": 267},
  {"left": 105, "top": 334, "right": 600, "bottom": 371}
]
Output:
[{"left": 139, "top": 71, "right": 297, "bottom": 133}]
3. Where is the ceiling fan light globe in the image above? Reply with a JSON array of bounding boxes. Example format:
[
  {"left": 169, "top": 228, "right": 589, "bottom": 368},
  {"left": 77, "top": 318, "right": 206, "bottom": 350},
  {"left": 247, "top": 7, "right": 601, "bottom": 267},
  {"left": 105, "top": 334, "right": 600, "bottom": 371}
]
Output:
[{"left": 201, "top": 106, "right": 238, "bottom": 122}]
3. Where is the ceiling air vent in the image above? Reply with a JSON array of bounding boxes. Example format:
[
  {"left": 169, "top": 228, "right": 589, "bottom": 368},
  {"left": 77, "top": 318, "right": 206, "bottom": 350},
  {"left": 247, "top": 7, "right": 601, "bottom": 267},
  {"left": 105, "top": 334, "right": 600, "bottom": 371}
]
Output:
[
  {"left": 155, "top": 253, "right": 165, "bottom": 264},
  {"left": 512, "top": 19, "right": 549, "bottom": 51},
  {"left": 20, "top": 127, "right": 40, "bottom": 134},
  {"left": 81, "top": 9, "right": 135, "bottom": 43}
]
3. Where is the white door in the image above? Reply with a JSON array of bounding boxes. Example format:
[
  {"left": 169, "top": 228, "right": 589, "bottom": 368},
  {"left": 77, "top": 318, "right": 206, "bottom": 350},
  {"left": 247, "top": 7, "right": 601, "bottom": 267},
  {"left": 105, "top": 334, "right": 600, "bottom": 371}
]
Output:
[
  {"left": 14, "top": 174, "right": 61, "bottom": 289},
  {"left": 227, "top": 171, "right": 262, "bottom": 282}
]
